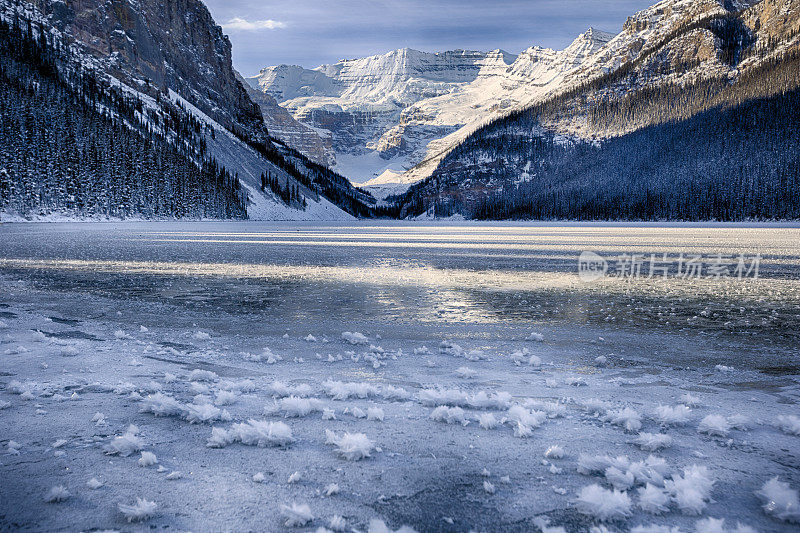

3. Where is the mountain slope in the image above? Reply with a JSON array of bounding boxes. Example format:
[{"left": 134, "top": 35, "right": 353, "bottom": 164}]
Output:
[
  {"left": 250, "top": 0, "right": 793, "bottom": 200},
  {"left": 0, "top": 2, "right": 247, "bottom": 220},
  {"left": 4, "top": 0, "right": 376, "bottom": 220},
  {"left": 248, "top": 33, "right": 613, "bottom": 190},
  {"left": 395, "top": 0, "right": 800, "bottom": 220}
]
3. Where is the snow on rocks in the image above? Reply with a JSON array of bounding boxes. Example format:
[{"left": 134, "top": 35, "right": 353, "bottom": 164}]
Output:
[
  {"left": 118, "top": 498, "right": 158, "bottom": 522},
  {"left": 755, "top": 477, "right": 800, "bottom": 523},
  {"left": 637, "top": 483, "right": 671, "bottom": 514},
  {"left": 775, "top": 414, "right": 800, "bottom": 436},
  {"left": 478, "top": 413, "right": 499, "bottom": 429},
  {"left": 323, "top": 380, "right": 379, "bottom": 400},
  {"left": 138, "top": 451, "right": 158, "bottom": 466},
  {"left": 693, "top": 517, "right": 756, "bottom": 532},
  {"left": 104, "top": 425, "right": 144, "bottom": 456},
  {"left": 267, "top": 381, "right": 314, "bottom": 398},
  {"left": 575, "top": 483, "right": 632, "bottom": 521},
  {"left": 545, "top": 445, "right": 566, "bottom": 459},
  {"left": 602, "top": 407, "right": 643, "bottom": 432},
  {"left": 634, "top": 433, "right": 673, "bottom": 451},
  {"left": 455, "top": 366, "right": 477, "bottom": 379},
  {"left": 323, "top": 483, "right": 340, "bottom": 496},
  {"left": 324, "top": 430, "right": 375, "bottom": 460},
  {"left": 329, "top": 514, "right": 347, "bottom": 530},
  {"left": 367, "top": 407, "right": 385, "bottom": 421},
  {"left": 663, "top": 465, "right": 715, "bottom": 515},
  {"left": 188, "top": 369, "right": 218, "bottom": 382},
  {"left": 418, "top": 388, "right": 511, "bottom": 410},
  {"left": 207, "top": 420, "right": 294, "bottom": 448},
  {"left": 698, "top": 415, "right": 732, "bottom": 437},
  {"left": 341, "top": 331, "right": 368, "bottom": 345},
  {"left": 269, "top": 396, "right": 326, "bottom": 418},
  {"left": 526, "top": 332, "right": 544, "bottom": 342},
  {"left": 680, "top": 393, "right": 703, "bottom": 407},
  {"left": 86, "top": 477, "right": 103, "bottom": 490},
  {"left": 192, "top": 331, "right": 211, "bottom": 341},
  {"left": 44, "top": 485, "right": 70, "bottom": 503},
  {"left": 652, "top": 404, "right": 692, "bottom": 425},
  {"left": 430, "top": 406, "right": 469, "bottom": 426},
  {"left": 214, "top": 390, "right": 238, "bottom": 406},
  {"left": 483, "top": 480, "right": 496, "bottom": 494},
  {"left": 367, "top": 518, "right": 418, "bottom": 533}
]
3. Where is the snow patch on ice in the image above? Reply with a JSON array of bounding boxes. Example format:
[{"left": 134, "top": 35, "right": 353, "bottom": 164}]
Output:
[
  {"left": 755, "top": 477, "right": 800, "bottom": 523},
  {"left": 575, "top": 483, "right": 632, "bottom": 521},
  {"left": 324, "top": 430, "right": 375, "bottom": 460}
]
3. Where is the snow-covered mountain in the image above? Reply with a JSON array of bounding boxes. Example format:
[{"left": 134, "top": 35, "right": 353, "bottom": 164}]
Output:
[
  {"left": 1, "top": 0, "right": 375, "bottom": 220},
  {"left": 248, "top": 0, "right": 790, "bottom": 200},
  {"left": 394, "top": 0, "right": 800, "bottom": 220},
  {"left": 248, "top": 30, "right": 614, "bottom": 193}
]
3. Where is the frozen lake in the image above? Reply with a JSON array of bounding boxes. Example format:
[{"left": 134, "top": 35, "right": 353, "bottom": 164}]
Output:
[{"left": 0, "top": 222, "right": 799, "bottom": 532}]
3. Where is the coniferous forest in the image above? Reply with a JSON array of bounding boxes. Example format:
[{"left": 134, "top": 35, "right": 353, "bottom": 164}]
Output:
[
  {"left": 397, "top": 41, "right": 800, "bottom": 221},
  {"left": 0, "top": 15, "right": 247, "bottom": 220}
]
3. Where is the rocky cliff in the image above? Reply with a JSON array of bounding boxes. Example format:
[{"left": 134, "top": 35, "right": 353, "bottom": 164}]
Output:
[
  {"left": 5, "top": 0, "right": 375, "bottom": 219},
  {"left": 26, "top": 0, "right": 266, "bottom": 141}
]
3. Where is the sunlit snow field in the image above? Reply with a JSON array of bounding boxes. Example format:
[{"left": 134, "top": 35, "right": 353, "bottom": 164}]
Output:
[{"left": 0, "top": 222, "right": 799, "bottom": 532}]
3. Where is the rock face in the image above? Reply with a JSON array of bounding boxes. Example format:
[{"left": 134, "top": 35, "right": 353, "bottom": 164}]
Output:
[
  {"left": 12, "top": 0, "right": 374, "bottom": 219},
  {"left": 394, "top": 0, "right": 800, "bottom": 219},
  {"left": 27, "top": 0, "right": 266, "bottom": 141},
  {"left": 238, "top": 73, "right": 335, "bottom": 166},
  {"left": 248, "top": 0, "right": 784, "bottom": 195},
  {"left": 248, "top": 31, "right": 614, "bottom": 189}
]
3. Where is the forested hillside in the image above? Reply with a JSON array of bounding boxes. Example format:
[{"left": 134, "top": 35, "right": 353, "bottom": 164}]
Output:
[
  {"left": 0, "top": 0, "right": 379, "bottom": 221},
  {"left": 395, "top": 0, "right": 800, "bottom": 221},
  {"left": 0, "top": 14, "right": 245, "bottom": 219}
]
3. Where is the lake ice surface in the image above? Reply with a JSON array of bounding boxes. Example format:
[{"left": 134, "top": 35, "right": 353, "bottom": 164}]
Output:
[{"left": 0, "top": 221, "right": 798, "bottom": 532}]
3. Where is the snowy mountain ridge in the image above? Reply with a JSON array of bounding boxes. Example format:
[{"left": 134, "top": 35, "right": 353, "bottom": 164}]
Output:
[
  {"left": 1, "top": 0, "right": 376, "bottom": 220},
  {"left": 248, "top": 28, "right": 615, "bottom": 191},
  {"left": 393, "top": 0, "right": 800, "bottom": 220},
  {"left": 249, "top": 0, "right": 776, "bottom": 196}
]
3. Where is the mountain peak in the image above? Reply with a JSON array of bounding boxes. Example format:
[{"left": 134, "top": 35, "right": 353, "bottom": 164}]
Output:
[{"left": 581, "top": 27, "right": 617, "bottom": 43}]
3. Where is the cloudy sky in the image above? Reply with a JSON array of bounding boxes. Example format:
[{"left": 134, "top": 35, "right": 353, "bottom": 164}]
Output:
[{"left": 203, "top": 0, "right": 656, "bottom": 76}]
